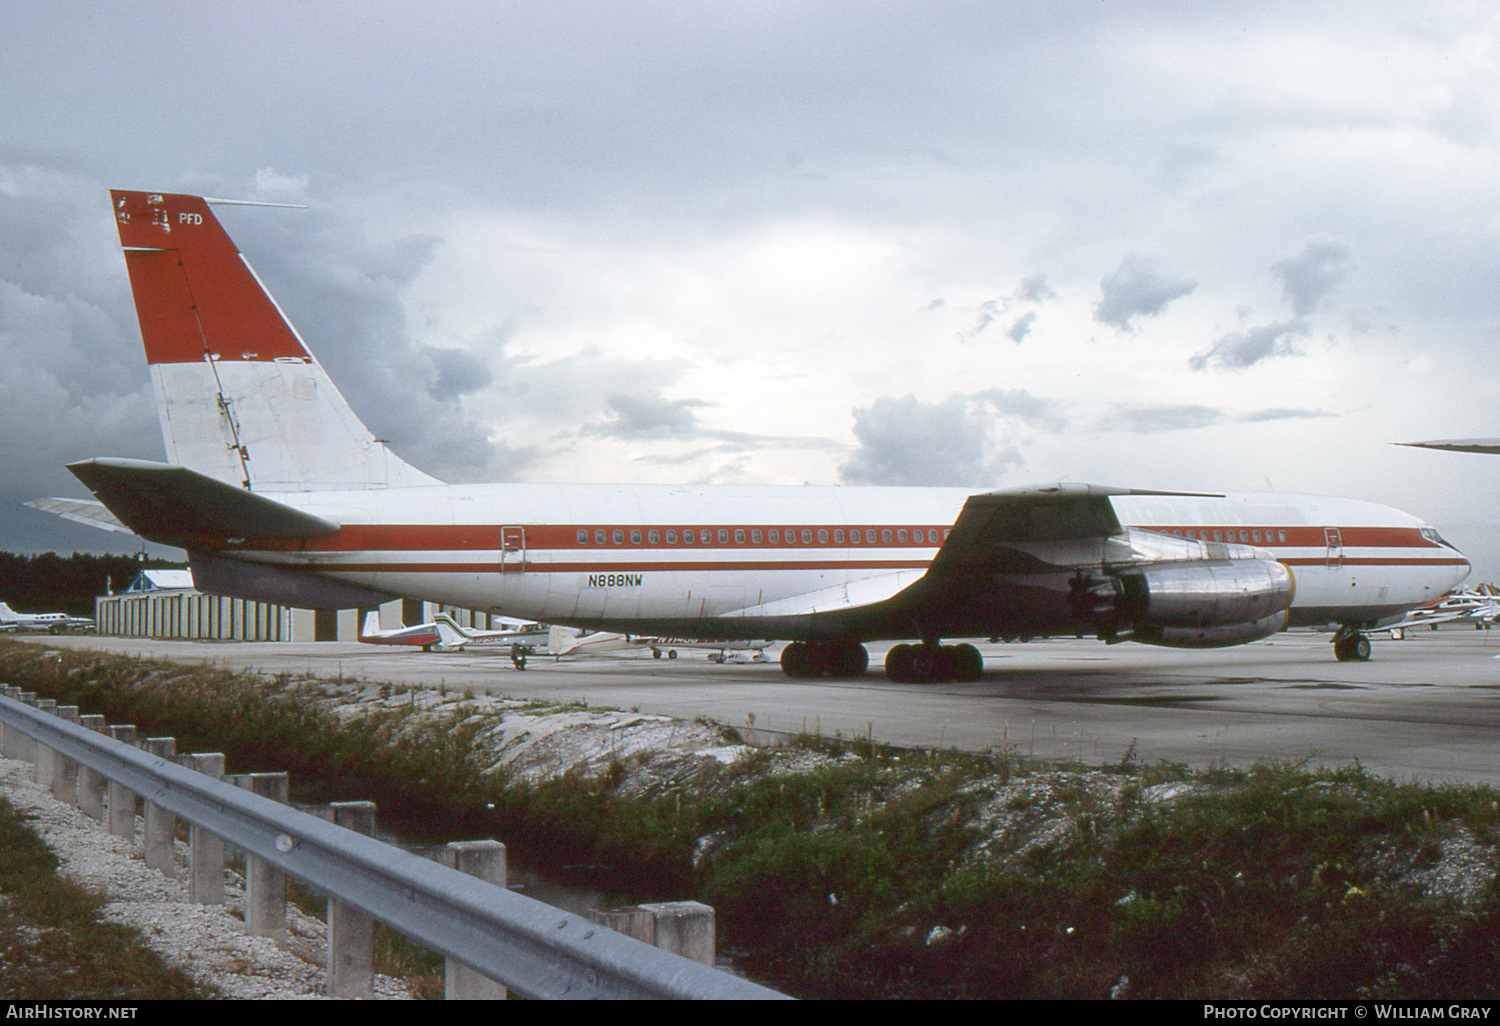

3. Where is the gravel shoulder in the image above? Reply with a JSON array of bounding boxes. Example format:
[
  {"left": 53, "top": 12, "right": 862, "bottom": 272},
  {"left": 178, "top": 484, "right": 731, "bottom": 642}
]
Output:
[{"left": 0, "top": 756, "right": 412, "bottom": 1000}]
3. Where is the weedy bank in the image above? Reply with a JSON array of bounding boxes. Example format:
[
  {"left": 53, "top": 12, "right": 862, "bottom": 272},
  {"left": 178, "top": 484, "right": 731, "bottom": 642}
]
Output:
[{"left": 2, "top": 638, "right": 1498, "bottom": 999}]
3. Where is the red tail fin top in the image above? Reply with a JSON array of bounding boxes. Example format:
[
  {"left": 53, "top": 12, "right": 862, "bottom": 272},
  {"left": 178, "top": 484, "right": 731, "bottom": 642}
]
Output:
[{"left": 110, "top": 190, "right": 312, "bottom": 365}]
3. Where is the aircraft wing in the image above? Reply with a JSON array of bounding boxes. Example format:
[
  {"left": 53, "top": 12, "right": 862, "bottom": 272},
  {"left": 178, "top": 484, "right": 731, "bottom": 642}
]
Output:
[
  {"left": 727, "top": 570, "right": 927, "bottom": 619},
  {"left": 1398, "top": 438, "right": 1500, "bottom": 455},
  {"left": 930, "top": 482, "right": 1224, "bottom": 566},
  {"left": 724, "top": 484, "right": 1223, "bottom": 629},
  {"left": 24, "top": 497, "right": 131, "bottom": 534}
]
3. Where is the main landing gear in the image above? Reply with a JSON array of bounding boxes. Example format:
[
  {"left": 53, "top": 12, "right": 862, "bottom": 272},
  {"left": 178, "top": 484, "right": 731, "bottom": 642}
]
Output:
[
  {"left": 1332, "top": 626, "right": 1372, "bottom": 662},
  {"left": 885, "top": 642, "right": 984, "bottom": 683},
  {"left": 780, "top": 640, "right": 869, "bottom": 678}
]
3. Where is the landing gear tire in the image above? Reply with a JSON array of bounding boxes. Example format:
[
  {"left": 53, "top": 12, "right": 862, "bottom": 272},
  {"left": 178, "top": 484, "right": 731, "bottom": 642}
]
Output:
[
  {"left": 949, "top": 643, "right": 984, "bottom": 682},
  {"left": 885, "top": 642, "right": 985, "bottom": 683},
  {"left": 885, "top": 643, "right": 916, "bottom": 682},
  {"left": 781, "top": 641, "right": 869, "bottom": 679},
  {"left": 1333, "top": 631, "right": 1372, "bottom": 662}
]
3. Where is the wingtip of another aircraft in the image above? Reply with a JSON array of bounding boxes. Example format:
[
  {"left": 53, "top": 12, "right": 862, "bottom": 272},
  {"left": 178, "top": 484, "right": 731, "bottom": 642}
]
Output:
[{"left": 1397, "top": 439, "right": 1500, "bottom": 454}]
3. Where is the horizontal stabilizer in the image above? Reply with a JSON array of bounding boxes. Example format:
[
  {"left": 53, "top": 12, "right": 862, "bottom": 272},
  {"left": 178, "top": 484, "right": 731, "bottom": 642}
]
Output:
[
  {"left": 24, "top": 497, "right": 131, "bottom": 534},
  {"left": 67, "top": 458, "right": 339, "bottom": 544}
]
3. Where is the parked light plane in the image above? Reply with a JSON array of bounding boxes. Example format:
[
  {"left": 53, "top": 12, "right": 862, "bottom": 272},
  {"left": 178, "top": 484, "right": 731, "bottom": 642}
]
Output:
[
  {"left": 647, "top": 637, "right": 773, "bottom": 662},
  {"left": 0, "top": 603, "right": 95, "bottom": 633},
  {"left": 425, "top": 615, "right": 764, "bottom": 663},
  {"left": 546, "top": 628, "right": 770, "bottom": 661},
  {"left": 1385, "top": 588, "right": 1500, "bottom": 636},
  {"left": 27, "top": 191, "right": 1474, "bottom": 679},
  {"left": 357, "top": 612, "right": 444, "bottom": 650},
  {"left": 431, "top": 613, "right": 548, "bottom": 654}
]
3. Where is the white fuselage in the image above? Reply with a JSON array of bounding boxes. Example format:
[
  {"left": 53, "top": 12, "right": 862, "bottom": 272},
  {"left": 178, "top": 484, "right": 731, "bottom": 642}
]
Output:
[{"left": 222, "top": 482, "right": 1468, "bottom": 640}]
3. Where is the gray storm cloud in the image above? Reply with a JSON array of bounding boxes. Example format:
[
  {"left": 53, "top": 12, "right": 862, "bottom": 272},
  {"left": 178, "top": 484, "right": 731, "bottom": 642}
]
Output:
[
  {"left": 590, "top": 391, "right": 715, "bottom": 440},
  {"left": 1188, "top": 320, "right": 1308, "bottom": 372},
  {"left": 1098, "top": 403, "right": 1331, "bottom": 433},
  {"left": 2, "top": 3, "right": 1498, "bottom": 578},
  {"left": 0, "top": 177, "right": 166, "bottom": 553},
  {"left": 1006, "top": 311, "right": 1037, "bottom": 343},
  {"left": 1015, "top": 274, "right": 1056, "bottom": 304},
  {"left": 423, "top": 346, "right": 494, "bottom": 402},
  {"left": 1273, "top": 239, "right": 1353, "bottom": 316},
  {"left": 957, "top": 275, "right": 1056, "bottom": 344},
  {"left": 1094, "top": 257, "right": 1198, "bottom": 331},
  {"left": 839, "top": 390, "right": 1066, "bottom": 487},
  {"left": 216, "top": 202, "right": 526, "bottom": 483}
]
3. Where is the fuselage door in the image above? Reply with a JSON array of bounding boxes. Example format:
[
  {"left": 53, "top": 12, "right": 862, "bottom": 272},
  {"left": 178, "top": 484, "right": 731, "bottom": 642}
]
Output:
[
  {"left": 1324, "top": 527, "right": 1343, "bottom": 569},
  {"left": 501, "top": 526, "right": 526, "bottom": 573}
]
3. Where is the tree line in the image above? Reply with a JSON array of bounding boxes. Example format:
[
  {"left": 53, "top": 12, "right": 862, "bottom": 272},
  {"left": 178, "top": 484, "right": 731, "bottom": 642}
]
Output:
[{"left": 0, "top": 552, "right": 187, "bottom": 619}]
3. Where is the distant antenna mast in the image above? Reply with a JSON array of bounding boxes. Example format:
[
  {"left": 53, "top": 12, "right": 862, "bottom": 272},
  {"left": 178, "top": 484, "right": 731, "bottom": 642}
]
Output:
[{"left": 203, "top": 198, "right": 308, "bottom": 209}]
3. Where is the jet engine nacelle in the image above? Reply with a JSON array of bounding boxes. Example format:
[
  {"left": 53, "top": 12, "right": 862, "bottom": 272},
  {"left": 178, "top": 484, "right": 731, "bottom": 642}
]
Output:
[
  {"left": 1117, "top": 559, "right": 1295, "bottom": 629},
  {"left": 1130, "top": 610, "right": 1290, "bottom": 649}
]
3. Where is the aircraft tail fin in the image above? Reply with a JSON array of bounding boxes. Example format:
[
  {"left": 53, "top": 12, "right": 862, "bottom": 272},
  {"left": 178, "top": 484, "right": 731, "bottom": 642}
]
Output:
[
  {"left": 431, "top": 612, "right": 473, "bottom": 639},
  {"left": 548, "top": 624, "right": 580, "bottom": 656},
  {"left": 359, "top": 611, "right": 382, "bottom": 640},
  {"left": 0, "top": 604, "right": 16, "bottom": 622},
  {"left": 432, "top": 616, "right": 471, "bottom": 649},
  {"left": 110, "top": 190, "right": 438, "bottom": 493}
]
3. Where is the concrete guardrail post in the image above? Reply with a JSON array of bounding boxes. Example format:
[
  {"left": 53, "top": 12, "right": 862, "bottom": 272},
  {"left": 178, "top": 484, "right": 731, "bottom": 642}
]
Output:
[
  {"left": 327, "top": 800, "right": 378, "bottom": 998},
  {"left": 51, "top": 705, "right": 81, "bottom": 806},
  {"left": 444, "top": 840, "right": 508, "bottom": 1000},
  {"left": 141, "top": 737, "right": 177, "bottom": 876},
  {"left": 244, "top": 772, "right": 290, "bottom": 940},
  {"left": 76, "top": 715, "right": 108, "bottom": 822},
  {"left": 589, "top": 901, "right": 717, "bottom": 966},
  {"left": 33, "top": 700, "right": 56, "bottom": 787},
  {"left": 184, "top": 753, "right": 226, "bottom": 905},
  {"left": 14, "top": 694, "right": 36, "bottom": 769},
  {"left": 0, "top": 687, "right": 19, "bottom": 758},
  {"left": 107, "top": 725, "right": 138, "bottom": 841}
]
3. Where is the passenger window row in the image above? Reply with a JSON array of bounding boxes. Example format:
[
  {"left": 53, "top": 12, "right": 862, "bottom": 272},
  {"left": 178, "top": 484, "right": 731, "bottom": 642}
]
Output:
[
  {"left": 573, "top": 527, "right": 952, "bottom": 546},
  {"left": 1169, "top": 529, "right": 1289, "bottom": 544}
]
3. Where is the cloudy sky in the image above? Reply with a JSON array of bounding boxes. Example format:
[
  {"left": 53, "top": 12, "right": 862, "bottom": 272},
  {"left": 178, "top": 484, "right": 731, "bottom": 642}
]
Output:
[{"left": 6, "top": 1, "right": 1500, "bottom": 578}]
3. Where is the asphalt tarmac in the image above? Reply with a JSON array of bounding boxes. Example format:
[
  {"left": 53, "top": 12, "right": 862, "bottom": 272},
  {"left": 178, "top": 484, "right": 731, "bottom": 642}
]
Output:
[{"left": 29, "top": 628, "right": 1500, "bottom": 787}]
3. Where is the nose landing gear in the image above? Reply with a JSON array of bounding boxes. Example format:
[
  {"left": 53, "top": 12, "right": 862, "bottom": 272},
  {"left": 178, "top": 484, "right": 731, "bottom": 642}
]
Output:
[{"left": 1332, "top": 627, "right": 1372, "bottom": 662}]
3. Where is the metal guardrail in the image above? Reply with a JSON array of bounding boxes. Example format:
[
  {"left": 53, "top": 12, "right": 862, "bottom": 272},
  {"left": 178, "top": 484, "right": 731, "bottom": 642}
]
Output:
[{"left": 0, "top": 693, "right": 788, "bottom": 1000}]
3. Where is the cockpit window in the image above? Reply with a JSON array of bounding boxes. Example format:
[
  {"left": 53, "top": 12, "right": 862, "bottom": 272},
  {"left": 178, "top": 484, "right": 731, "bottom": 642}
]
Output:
[{"left": 1421, "top": 526, "right": 1449, "bottom": 547}]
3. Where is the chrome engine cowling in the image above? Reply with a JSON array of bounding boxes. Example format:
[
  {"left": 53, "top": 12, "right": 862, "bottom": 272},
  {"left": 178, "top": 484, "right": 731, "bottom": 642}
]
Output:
[
  {"left": 1118, "top": 559, "right": 1295, "bottom": 628},
  {"left": 1072, "top": 558, "right": 1295, "bottom": 645},
  {"left": 1131, "top": 610, "right": 1290, "bottom": 649}
]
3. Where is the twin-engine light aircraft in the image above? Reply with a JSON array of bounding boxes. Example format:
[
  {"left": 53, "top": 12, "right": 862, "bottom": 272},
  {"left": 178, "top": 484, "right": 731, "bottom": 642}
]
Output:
[
  {"left": 29, "top": 191, "right": 1473, "bottom": 680},
  {"left": 0, "top": 603, "right": 95, "bottom": 634}
]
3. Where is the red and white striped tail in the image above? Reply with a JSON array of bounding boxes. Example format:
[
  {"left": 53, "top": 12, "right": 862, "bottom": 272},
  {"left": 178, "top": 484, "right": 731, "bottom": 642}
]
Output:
[{"left": 110, "top": 190, "right": 437, "bottom": 492}]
